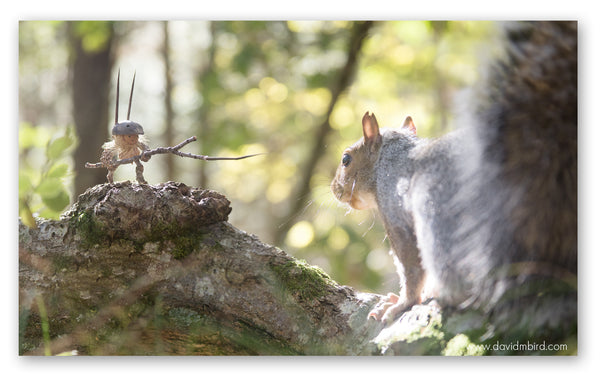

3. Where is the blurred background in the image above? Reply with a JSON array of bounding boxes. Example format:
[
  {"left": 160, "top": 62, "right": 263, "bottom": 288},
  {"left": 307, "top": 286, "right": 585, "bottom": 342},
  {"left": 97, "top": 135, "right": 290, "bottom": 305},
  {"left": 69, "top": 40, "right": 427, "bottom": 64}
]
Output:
[{"left": 19, "top": 20, "right": 497, "bottom": 294}]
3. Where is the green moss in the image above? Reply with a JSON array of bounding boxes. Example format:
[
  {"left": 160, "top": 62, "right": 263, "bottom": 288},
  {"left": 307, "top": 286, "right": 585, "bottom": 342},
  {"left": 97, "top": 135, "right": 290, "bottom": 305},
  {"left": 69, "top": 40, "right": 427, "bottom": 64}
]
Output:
[
  {"left": 372, "top": 304, "right": 447, "bottom": 355},
  {"left": 166, "top": 307, "right": 298, "bottom": 355},
  {"left": 52, "top": 254, "right": 74, "bottom": 272},
  {"left": 169, "top": 236, "right": 195, "bottom": 260},
  {"left": 70, "top": 209, "right": 108, "bottom": 247},
  {"left": 138, "top": 219, "right": 209, "bottom": 260},
  {"left": 443, "top": 334, "right": 485, "bottom": 356},
  {"left": 168, "top": 307, "right": 207, "bottom": 328},
  {"left": 69, "top": 206, "right": 209, "bottom": 259},
  {"left": 166, "top": 231, "right": 210, "bottom": 260},
  {"left": 145, "top": 219, "right": 207, "bottom": 244},
  {"left": 271, "top": 259, "right": 336, "bottom": 302},
  {"left": 145, "top": 220, "right": 179, "bottom": 242},
  {"left": 407, "top": 315, "right": 444, "bottom": 344}
]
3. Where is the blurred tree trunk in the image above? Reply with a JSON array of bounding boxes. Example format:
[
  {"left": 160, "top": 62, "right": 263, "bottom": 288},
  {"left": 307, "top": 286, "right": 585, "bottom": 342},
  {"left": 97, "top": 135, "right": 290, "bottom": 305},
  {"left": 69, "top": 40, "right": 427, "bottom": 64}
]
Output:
[
  {"left": 195, "top": 22, "right": 218, "bottom": 189},
  {"left": 162, "top": 21, "right": 176, "bottom": 181},
  {"left": 69, "top": 21, "right": 115, "bottom": 197},
  {"left": 273, "top": 21, "right": 375, "bottom": 246}
]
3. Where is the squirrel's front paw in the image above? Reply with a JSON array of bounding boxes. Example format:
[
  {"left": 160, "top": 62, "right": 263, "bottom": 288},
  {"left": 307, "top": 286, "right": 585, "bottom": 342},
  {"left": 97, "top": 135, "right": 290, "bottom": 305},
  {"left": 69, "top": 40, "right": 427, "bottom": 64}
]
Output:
[{"left": 368, "top": 292, "right": 416, "bottom": 324}]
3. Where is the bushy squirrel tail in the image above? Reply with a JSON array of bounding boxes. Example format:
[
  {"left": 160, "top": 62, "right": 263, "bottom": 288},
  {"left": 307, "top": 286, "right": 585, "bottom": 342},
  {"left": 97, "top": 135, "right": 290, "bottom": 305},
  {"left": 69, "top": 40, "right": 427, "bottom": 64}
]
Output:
[{"left": 455, "top": 21, "right": 577, "bottom": 314}]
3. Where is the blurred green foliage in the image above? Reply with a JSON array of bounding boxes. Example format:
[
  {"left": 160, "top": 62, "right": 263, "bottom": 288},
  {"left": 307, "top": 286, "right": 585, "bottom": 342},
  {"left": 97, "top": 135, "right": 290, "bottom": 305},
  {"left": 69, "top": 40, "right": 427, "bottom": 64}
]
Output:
[
  {"left": 19, "top": 123, "right": 75, "bottom": 226},
  {"left": 73, "top": 21, "right": 113, "bottom": 52},
  {"left": 19, "top": 20, "right": 497, "bottom": 292}
]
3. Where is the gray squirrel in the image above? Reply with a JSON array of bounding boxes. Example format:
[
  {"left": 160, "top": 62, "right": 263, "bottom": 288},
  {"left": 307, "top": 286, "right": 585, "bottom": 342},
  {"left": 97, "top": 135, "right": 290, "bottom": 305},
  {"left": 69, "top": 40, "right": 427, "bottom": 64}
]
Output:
[
  {"left": 331, "top": 21, "right": 577, "bottom": 331},
  {"left": 331, "top": 112, "right": 463, "bottom": 322}
]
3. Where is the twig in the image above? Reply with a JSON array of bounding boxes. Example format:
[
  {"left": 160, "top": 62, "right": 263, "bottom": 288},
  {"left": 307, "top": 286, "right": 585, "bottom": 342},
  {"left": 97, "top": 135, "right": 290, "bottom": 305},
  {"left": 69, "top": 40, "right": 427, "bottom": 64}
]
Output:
[{"left": 85, "top": 136, "right": 263, "bottom": 170}]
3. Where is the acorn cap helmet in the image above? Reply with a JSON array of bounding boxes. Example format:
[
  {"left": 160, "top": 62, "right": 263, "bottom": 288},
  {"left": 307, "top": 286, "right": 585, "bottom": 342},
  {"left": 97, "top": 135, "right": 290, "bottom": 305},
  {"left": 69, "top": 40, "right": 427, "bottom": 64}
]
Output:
[{"left": 112, "top": 70, "right": 145, "bottom": 136}]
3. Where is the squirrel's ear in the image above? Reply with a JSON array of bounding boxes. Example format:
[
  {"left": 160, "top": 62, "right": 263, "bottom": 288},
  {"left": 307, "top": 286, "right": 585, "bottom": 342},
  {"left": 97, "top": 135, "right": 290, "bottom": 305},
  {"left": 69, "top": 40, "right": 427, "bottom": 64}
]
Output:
[
  {"left": 362, "top": 112, "right": 382, "bottom": 152},
  {"left": 402, "top": 116, "right": 417, "bottom": 135},
  {"left": 362, "top": 111, "right": 381, "bottom": 142}
]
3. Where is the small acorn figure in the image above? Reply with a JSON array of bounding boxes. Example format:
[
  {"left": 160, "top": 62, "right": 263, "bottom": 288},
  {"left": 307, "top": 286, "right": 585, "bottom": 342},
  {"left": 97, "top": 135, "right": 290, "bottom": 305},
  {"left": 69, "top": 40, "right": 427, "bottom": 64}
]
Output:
[
  {"left": 100, "top": 71, "right": 150, "bottom": 184},
  {"left": 86, "top": 70, "right": 264, "bottom": 185}
]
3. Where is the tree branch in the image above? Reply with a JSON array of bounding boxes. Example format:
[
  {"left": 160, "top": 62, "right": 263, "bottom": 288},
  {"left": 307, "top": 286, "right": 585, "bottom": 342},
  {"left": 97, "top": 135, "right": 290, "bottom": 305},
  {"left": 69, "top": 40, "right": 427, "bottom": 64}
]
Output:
[{"left": 85, "top": 136, "right": 263, "bottom": 170}]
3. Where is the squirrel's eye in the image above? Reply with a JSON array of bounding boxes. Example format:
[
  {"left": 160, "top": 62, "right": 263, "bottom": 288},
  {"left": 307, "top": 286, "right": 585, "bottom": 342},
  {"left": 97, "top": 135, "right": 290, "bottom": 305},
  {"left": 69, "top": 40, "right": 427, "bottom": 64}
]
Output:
[{"left": 342, "top": 153, "right": 352, "bottom": 167}]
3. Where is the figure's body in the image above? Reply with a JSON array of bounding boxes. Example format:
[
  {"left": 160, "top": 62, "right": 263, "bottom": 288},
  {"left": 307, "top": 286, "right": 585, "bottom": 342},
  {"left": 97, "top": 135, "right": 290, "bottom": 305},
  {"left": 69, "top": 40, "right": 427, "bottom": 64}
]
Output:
[
  {"left": 100, "top": 121, "right": 150, "bottom": 184},
  {"left": 87, "top": 71, "right": 262, "bottom": 185},
  {"left": 100, "top": 71, "right": 150, "bottom": 184}
]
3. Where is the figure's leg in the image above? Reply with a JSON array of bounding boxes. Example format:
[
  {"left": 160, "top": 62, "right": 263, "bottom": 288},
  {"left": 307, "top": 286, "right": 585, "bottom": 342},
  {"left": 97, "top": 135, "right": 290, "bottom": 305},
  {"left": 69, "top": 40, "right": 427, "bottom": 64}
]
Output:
[
  {"left": 134, "top": 160, "right": 147, "bottom": 184},
  {"left": 107, "top": 168, "right": 115, "bottom": 184}
]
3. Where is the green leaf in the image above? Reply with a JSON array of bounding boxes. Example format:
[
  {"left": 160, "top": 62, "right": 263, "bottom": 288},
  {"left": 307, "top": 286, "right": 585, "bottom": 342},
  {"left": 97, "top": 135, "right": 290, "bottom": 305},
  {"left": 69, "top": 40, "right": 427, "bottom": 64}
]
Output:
[
  {"left": 19, "top": 123, "right": 37, "bottom": 149},
  {"left": 47, "top": 163, "right": 69, "bottom": 178},
  {"left": 19, "top": 122, "right": 51, "bottom": 149},
  {"left": 19, "top": 205, "right": 37, "bottom": 228},
  {"left": 41, "top": 188, "right": 70, "bottom": 213},
  {"left": 19, "top": 172, "right": 33, "bottom": 197},
  {"left": 46, "top": 135, "right": 73, "bottom": 160},
  {"left": 35, "top": 177, "right": 63, "bottom": 198}
]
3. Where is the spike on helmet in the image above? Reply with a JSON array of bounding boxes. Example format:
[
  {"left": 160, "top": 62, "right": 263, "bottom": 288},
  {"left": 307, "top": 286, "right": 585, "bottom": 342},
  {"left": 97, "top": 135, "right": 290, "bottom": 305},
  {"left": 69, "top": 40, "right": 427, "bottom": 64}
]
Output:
[{"left": 112, "top": 70, "right": 145, "bottom": 136}]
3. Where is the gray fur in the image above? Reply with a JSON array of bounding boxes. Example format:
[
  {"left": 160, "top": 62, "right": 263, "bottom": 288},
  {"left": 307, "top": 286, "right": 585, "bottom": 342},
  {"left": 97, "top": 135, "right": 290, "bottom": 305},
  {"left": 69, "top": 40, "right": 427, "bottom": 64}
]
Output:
[{"left": 332, "top": 22, "right": 576, "bottom": 332}]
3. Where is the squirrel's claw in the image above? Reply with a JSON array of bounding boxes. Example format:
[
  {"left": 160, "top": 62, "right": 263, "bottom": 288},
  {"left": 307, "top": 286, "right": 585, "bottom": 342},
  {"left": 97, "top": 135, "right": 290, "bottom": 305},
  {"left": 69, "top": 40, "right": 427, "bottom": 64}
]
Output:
[
  {"left": 368, "top": 292, "right": 400, "bottom": 321},
  {"left": 368, "top": 292, "right": 418, "bottom": 324}
]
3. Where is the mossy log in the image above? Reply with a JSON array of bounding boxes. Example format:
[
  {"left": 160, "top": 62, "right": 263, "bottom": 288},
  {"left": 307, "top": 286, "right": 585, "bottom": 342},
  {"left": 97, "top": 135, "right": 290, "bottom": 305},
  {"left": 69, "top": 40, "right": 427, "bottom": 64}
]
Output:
[
  {"left": 19, "top": 181, "right": 387, "bottom": 355},
  {"left": 19, "top": 181, "right": 576, "bottom": 356}
]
